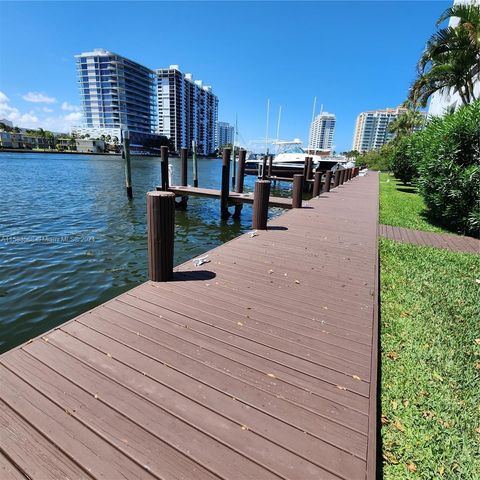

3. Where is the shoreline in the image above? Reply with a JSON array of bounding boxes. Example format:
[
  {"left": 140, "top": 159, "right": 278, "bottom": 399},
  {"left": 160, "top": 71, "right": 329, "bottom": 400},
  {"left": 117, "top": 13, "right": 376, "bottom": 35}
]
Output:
[
  {"left": 0, "top": 148, "right": 120, "bottom": 156},
  {"left": 0, "top": 149, "right": 220, "bottom": 159}
]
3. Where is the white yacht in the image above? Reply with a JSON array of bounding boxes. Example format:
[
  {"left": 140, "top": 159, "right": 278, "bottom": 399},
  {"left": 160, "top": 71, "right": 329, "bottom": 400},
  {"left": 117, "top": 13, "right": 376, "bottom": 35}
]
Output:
[{"left": 245, "top": 139, "right": 351, "bottom": 176}]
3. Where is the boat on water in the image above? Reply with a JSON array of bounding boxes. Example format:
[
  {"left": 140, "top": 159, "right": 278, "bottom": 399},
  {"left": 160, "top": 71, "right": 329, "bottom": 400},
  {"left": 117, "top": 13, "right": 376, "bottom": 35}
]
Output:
[{"left": 245, "top": 139, "right": 352, "bottom": 177}]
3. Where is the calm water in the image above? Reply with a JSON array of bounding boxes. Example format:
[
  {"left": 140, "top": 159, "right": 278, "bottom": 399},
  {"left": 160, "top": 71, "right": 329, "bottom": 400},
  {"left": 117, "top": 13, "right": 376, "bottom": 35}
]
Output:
[{"left": 0, "top": 152, "right": 293, "bottom": 353}]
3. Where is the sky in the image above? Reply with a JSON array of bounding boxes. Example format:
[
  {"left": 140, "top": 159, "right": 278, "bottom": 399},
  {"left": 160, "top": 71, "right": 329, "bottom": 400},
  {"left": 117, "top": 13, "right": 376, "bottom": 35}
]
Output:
[{"left": 0, "top": 1, "right": 450, "bottom": 152}]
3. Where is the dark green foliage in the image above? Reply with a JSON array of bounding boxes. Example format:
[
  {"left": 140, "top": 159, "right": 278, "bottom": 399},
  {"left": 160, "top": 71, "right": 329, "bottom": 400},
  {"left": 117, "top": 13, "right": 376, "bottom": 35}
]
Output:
[
  {"left": 359, "top": 144, "right": 394, "bottom": 171},
  {"left": 417, "top": 101, "right": 480, "bottom": 236},
  {"left": 391, "top": 136, "right": 420, "bottom": 185}
]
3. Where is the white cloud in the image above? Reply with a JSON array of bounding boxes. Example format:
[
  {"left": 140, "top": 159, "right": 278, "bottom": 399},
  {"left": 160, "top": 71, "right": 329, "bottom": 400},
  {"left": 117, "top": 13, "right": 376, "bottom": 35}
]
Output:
[
  {"left": 61, "top": 101, "right": 80, "bottom": 112},
  {"left": 0, "top": 91, "right": 40, "bottom": 127},
  {"left": 0, "top": 90, "right": 83, "bottom": 132},
  {"left": 64, "top": 112, "right": 82, "bottom": 122},
  {"left": 22, "top": 92, "right": 56, "bottom": 104}
]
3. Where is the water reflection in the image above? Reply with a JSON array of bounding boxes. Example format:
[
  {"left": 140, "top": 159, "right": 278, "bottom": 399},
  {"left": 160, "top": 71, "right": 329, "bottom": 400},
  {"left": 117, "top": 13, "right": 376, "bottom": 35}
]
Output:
[{"left": 0, "top": 152, "right": 291, "bottom": 353}]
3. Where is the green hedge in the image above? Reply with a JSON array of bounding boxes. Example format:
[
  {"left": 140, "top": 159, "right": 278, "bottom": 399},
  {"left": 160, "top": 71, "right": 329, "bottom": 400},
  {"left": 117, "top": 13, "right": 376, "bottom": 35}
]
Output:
[
  {"left": 391, "top": 135, "right": 423, "bottom": 185},
  {"left": 417, "top": 101, "right": 480, "bottom": 236},
  {"left": 359, "top": 143, "right": 394, "bottom": 171}
]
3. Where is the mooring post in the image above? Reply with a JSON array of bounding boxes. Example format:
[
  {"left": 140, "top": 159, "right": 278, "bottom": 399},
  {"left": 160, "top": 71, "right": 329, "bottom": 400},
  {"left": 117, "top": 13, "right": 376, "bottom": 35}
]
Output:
[
  {"left": 221, "top": 148, "right": 231, "bottom": 219},
  {"left": 192, "top": 140, "right": 198, "bottom": 187},
  {"left": 236, "top": 148, "right": 246, "bottom": 193},
  {"left": 261, "top": 155, "right": 267, "bottom": 180},
  {"left": 147, "top": 191, "right": 175, "bottom": 282},
  {"left": 304, "top": 157, "right": 313, "bottom": 192},
  {"left": 160, "top": 146, "right": 169, "bottom": 191},
  {"left": 333, "top": 170, "right": 340, "bottom": 188},
  {"left": 180, "top": 148, "right": 188, "bottom": 186},
  {"left": 292, "top": 174, "right": 303, "bottom": 208},
  {"left": 231, "top": 147, "right": 236, "bottom": 188},
  {"left": 337, "top": 169, "right": 343, "bottom": 185},
  {"left": 312, "top": 170, "right": 322, "bottom": 197},
  {"left": 252, "top": 180, "right": 271, "bottom": 230},
  {"left": 268, "top": 154, "right": 273, "bottom": 178},
  {"left": 323, "top": 170, "right": 332, "bottom": 193},
  {"left": 122, "top": 130, "right": 133, "bottom": 199}
]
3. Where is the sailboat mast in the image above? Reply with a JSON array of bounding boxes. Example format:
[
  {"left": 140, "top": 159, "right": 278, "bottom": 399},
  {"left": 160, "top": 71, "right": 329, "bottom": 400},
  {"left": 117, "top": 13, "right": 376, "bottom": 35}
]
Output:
[
  {"left": 265, "top": 99, "right": 270, "bottom": 155},
  {"left": 276, "top": 106, "right": 282, "bottom": 143},
  {"left": 231, "top": 113, "right": 238, "bottom": 187},
  {"left": 309, "top": 96, "right": 317, "bottom": 149}
]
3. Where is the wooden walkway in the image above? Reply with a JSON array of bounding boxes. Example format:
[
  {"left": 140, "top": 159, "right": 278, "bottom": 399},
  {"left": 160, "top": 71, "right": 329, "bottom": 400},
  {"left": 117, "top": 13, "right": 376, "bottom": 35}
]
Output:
[
  {"left": 0, "top": 173, "right": 380, "bottom": 480},
  {"left": 379, "top": 224, "right": 479, "bottom": 254},
  {"left": 168, "top": 185, "right": 294, "bottom": 208}
]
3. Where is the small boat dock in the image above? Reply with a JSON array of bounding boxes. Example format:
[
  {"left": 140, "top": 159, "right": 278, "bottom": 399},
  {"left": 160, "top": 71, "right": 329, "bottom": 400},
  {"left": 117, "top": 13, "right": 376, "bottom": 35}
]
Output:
[{"left": 0, "top": 171, "right": 380, "bottom": 479}]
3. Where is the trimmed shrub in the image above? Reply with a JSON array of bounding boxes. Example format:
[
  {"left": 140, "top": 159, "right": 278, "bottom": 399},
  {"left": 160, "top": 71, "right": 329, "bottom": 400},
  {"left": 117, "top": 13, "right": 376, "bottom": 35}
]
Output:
[
  {"left": 391, "top": 134, "right": 424, "bottom": 185},
  {"left": 417, "top": 101, "right": 480, "bottom": 236},
  {"left": 359, "top": 143, "right": 394, "bottom": 171}
]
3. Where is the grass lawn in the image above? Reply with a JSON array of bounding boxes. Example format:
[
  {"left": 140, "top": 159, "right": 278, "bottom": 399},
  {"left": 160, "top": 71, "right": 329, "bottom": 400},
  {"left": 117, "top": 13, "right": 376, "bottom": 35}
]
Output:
[
  {"left": 379, "top": 172, "right": 448, "bottom": 233},
  {"left": 380, "top": 239, "right": 480, "bottom": 478}
]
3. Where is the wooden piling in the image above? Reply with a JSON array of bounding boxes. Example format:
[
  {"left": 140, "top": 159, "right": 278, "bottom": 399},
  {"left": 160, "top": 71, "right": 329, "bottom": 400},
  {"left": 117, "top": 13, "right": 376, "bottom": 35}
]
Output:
[
  {"left": 221, "top": 148, "right": 231, "bottom": 219},
  {"left": 160, "top": 146, "right": 169, "bottom": 191},
  {"left": 235, "top": 149, "right": 246, "bottom": 193},
  {"left": 268, "top": 154, "right": 273, "bottom": 178},
  {"left": 333, "top": 170, "right": 340, "bottom": 188},
  {"left": 122, "top": 130, "right": 133, "bottom": 199},
  {"left": 192, "top": 140, "right": 198, "bottom": 187},
  {"left": 261, "top": 155, "right": 267, "bottom": 180},
  {"left": 147, "top": 191, "right": 175, "bottom": 282},
  {"left": 252, "top": 180, "right": 271, "bottom": 230},
  {"left": 323, "top": 170, "right": 332, "bottom": 193},
  {"left": 231, "top": 146, "right": 236, "bottom": 188},
  {"left": 180, "top": 148, "right": 188, "bottom": 186},
  {"left": 304, "top": 157, "right": 313, "bottom": 192},
  {"left": 312, "top": 170, "right": 322, "bottom": 197},
  {"left": 292, "top": 174, "right": 303, "bottom": 208}
]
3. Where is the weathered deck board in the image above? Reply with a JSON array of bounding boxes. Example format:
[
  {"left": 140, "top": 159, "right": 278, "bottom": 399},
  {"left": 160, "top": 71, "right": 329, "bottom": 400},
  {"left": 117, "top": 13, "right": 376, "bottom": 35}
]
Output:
[
  {"left": 168, "top": 185, "right": 294, "bottom": 208},
  {"left": 379, "top": 224, "right": 479, "bottom": 253},
  {"left": 0, "top": 172, "right": 380, "bottom": 479}
]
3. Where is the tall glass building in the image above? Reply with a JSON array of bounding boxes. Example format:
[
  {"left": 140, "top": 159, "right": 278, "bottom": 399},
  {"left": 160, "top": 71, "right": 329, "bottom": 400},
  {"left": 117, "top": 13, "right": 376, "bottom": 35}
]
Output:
[
  {"left": 75, "top": 49, "right": 156, "bottom": 137},
  {"left": 308, "top": 112, "right": 336, "bottom": 152},
  {"left": 156, "top": 65, "right": 218, "bottom": 155}
]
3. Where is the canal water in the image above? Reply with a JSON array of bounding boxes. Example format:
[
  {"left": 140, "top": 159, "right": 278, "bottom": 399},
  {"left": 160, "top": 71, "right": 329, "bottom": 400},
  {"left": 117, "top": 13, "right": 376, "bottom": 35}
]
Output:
[{"left": 0, "top": 152, "right": 293, "bottom": 353}]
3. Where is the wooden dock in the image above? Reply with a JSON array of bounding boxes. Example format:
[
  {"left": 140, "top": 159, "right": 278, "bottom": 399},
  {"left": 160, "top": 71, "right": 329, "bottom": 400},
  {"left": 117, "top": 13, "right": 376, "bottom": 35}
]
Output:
[
  {"left": 0, "top": 172, "right": 380, "bottom": 480},
  {"left": 168, "top": 185, "right": 294, "bottom": 208}
]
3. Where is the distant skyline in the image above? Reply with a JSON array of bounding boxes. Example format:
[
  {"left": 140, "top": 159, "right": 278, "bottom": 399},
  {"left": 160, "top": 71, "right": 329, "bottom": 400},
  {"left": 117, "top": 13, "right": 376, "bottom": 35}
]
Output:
[{"left": 0, "top": 1, "right": 449, "bottom": 151}]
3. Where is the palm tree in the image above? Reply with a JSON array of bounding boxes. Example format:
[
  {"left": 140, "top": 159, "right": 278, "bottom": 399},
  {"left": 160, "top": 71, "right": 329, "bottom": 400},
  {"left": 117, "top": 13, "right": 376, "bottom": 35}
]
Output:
[
  {"left": 389, "top": 103, "right": 426, "bottom": 138},
  {"left": 409, "top": 4, "right": 479, "bottom": 107},
  {"left": 438, "top": 3, "right": 480, "bottom": 53}
]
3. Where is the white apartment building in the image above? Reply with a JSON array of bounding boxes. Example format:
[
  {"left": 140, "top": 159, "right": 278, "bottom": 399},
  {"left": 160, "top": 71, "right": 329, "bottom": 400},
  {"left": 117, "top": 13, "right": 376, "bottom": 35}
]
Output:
[
  {"left": 308, "top": 112, "right": 335, "bottom": 151},
  {"left": 74, "top": 49, "right": 156, "bottom": 139},
  {"left": 217, "top": 121, "right": 234, "bottom": 148},
  {"left": 352, "top": 107, "right": 410, "bottom": 152},
  {"left": 429, "top": 0, "right": 480, "bottom": 116},
  {"left": 156, "top": 65, "right": 218, "bottom": 155}
]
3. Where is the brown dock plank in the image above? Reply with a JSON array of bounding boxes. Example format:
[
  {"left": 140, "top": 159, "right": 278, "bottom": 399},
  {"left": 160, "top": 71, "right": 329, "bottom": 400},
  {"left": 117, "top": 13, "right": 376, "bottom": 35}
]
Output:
[
  {"left": 168, "top": 185, "right": 293, "bottom": 208},
  {"left": 379, "top": 224, "right": 479, "bottom": 253},
  {"left": 0, "top": 173, "right": 380, "bottom": 479}
]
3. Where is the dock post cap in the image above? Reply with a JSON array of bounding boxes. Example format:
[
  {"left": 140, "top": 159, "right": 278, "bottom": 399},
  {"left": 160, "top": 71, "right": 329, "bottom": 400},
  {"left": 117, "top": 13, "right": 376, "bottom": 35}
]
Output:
[{"left": 147, "top": 191, "right": 175, "bottom": 198}]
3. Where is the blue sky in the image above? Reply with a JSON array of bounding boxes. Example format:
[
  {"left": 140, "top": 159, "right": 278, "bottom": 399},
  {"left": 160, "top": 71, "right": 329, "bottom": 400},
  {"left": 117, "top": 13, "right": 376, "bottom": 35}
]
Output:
[{"left": 0, "top": 1, "right": 449, "bottom": 151}]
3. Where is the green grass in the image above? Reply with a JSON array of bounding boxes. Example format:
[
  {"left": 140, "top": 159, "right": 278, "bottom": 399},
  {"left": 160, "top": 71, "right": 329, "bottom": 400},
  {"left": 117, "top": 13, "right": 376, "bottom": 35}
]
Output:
[
  {"left": 379, "top": 172, "right": 448, "bottom": 233},
  {"left": 380, "top": 239, "right": 480, "bottom": 479}
]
